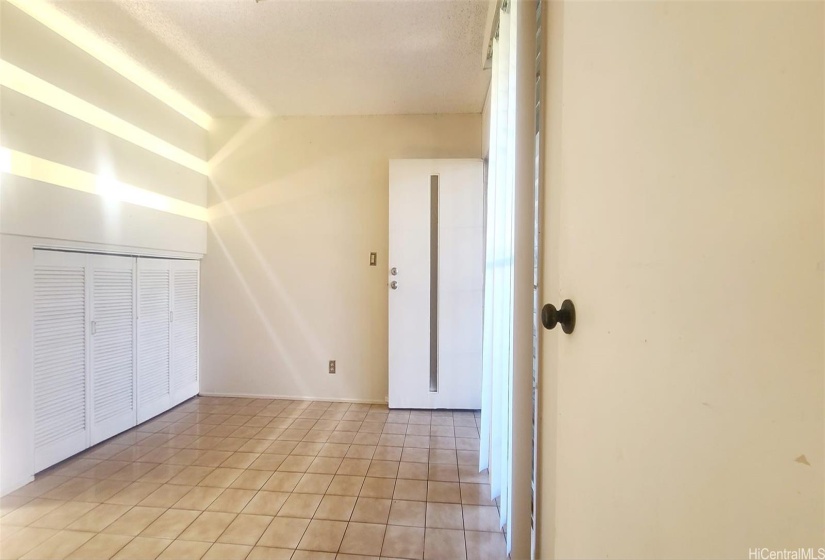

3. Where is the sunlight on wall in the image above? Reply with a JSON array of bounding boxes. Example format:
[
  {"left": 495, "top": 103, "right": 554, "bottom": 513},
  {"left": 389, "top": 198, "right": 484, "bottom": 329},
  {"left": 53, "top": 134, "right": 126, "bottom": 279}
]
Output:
[
  {"left": 0, "top": 60, "right": 209, "bottom": 175},
  {"left": 0, "top": 147, "right": 208, "bottom": 221},
  {"left": 6, "top": 0, "right": 212, "bottom": 130}
]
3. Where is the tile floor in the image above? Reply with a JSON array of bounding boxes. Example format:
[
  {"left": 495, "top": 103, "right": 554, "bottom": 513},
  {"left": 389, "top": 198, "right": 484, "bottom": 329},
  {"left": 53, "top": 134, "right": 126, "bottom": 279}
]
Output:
[{"left": 0, "top": 397, "right": 507, "bottom": 560}]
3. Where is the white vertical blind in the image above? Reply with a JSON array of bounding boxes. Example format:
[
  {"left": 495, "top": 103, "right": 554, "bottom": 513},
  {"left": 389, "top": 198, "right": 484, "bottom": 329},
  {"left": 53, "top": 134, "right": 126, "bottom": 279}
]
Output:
[{"left": 480, "top": 0, "right": 519, "bottom": 549}]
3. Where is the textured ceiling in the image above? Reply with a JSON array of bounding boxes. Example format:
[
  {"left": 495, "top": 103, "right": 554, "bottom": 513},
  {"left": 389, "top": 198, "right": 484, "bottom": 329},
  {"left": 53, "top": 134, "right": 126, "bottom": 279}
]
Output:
[{"left": 48, "top": 0, "right": 491, "bottom": 117}]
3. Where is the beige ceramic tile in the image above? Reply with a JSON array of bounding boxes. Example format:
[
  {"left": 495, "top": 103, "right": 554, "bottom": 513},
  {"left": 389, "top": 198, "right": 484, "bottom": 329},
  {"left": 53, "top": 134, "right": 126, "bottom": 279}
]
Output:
[
  {"left": 336, "top": 459, "right": 370, "bottom": 477},
  {"left": 388, "top": 500, "right": 426, "bottom": 528},
  {"left": 102, "top": 506, "right": 165, "bottom": 536},
  {"left": 464, "top": 530, "right": 507, "bottom": 560},
  {"left": 427, "top": 482, "right": 461, "bottom": 504},
  {"left": 110, "top": 536, "right": 171, "bottom": 560},
  {"left": 462, "top": 505, "right": 500, "bottom": 532},
  {"left": 155, "top": 539, "right": 211, "bottom": 560},
  {"left": 426, "top": 503, "right": 463, "bottom": 530},
  {"left": 138, "top": 484, "right": 193, "bottom": 508},
  {"left": 394, "top": 479, "right": 428, "bottom": 502},
  {"left": 338, "top": 522, "right": 385, "bottom": 556},
  {"left": 204, "top": 488, "right": 255, "bottom": 514},
  {"left": 228, "top": 470, "right": 271, "bottom": 491},
  {"left": 198, "top": 468, "right": 243, "bottom": 488},
  {"left": 66, "top": 503, "right": 130, "bottom": 533},
  {"left": 381, "top": 525, "right": 425, "bottom": 560},
  {"left": 296, "top": 519, "right": 347, "bottom": 552},
  {"left": 326, "top": 476, "right": 365, "bottom": 497},
  {"left": 201, "top": 543, "right": 252, "bottom": 560},
  {"left": 257, "top": 517, "right": 310, "bottom": 549},
  {"left": 246, "top": 546, "right": 294, "bottom": 560},
  {"left": 294, "top": 473, "right": 334, "bottom": 494},
  {"left": 350, "top": 497, "right": 391, "bottom": 524},
  {"left": 423, "top": 528, "right": 465, "bottom": 560},
  {"left": 140, "top": 509, "right": 199, "bottom": 539},
  {"left": 359, "top": 478, "right": 395, "bottom": 499},
  {"left": 241, "top": 491, "right": 289, "bottom": 516},
  {"left": 66, "top": 533, "right": 133, "bottom": 560},
  {"left": 178, "top": 511, "right": 236, "bottom": 542},
  {"left": 19, "top": 529, "right": 94, "bottom": 560},
  {"left": 262, "top": 472, "right": 303, "bottom": 493},
  {"left": 313, "top": 495, "right": 356, "bottom": 521},
  {"left": 218, "top": 514, "right": 273, "bottom": 545},
  {"left": 277, "top": 493, "right": 322, "bottom": 518},
  {"left": 173, "top": 487, "right": 224, "bottom": 511},
  {"left": 29, "top": 501, "right": 96, "bottom": 530}
]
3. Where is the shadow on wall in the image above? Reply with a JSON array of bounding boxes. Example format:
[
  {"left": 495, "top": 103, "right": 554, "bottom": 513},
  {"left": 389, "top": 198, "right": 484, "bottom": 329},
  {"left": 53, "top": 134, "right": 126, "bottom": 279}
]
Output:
[{"left": 199, "top": 114, "right": 482, "bottom": 402}]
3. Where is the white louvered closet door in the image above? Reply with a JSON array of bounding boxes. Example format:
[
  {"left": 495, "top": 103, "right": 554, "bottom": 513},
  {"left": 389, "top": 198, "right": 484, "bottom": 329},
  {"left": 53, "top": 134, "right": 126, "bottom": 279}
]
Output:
[
  {"left": 136, "top": 259, "right": 172, "bottom": 423},
  {"left": 89, "top": 254, "right": 137, "bottom": 444},
  {"left": 33, "top": 250, "right": 89, "bottom": 471},
  {"left": 171, "top": 260, "right": 199, "bottom": 405}
]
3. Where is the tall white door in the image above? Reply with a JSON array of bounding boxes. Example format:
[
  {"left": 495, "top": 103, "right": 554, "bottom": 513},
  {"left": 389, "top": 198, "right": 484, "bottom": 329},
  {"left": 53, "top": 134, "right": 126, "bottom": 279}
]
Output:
[
  {"left": 536, "top": 2, "right": 823, "bottom": 557},
  {"left": 388, "top": 159, "right": 484, "bottom": 409},
  {"left": 136, "top": 258, "right": 171, "bottom": 423},
  {"left": 32, "top": 250, "right": 89, "bottom": 471},
  {"left": 171, "top": 259, "right": 199, "bottom": 406},
  {"left": 89, "top": 254, "right": 136, "bottom": 445}
]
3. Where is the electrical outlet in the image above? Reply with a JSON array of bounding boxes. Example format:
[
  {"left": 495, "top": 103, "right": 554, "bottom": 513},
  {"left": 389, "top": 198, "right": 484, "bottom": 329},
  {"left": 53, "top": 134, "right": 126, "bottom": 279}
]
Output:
[{"left": 328, "top": 360, "right": 336, "bottom": 374}]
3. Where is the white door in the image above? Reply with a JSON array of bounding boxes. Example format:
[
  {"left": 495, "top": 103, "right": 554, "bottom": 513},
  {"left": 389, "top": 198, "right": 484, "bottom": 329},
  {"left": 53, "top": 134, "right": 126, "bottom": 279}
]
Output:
[
  {"left": 170, "top": 259, "right": 199, "bottom": 405},
  {"left": 136, "top": 258, "right": 171, "bottom": 423},
  {"left": 89, "top": 254, "right": 136, "bottom": 444},
  {"left": 32, "top": 250, "right": 89, "bottom": 471},
  {"left": 536, "top": 2, "right": 823, "bottom": 557},
  {"left": 388, "top": 159, "right": 484, "bottom": 409}
]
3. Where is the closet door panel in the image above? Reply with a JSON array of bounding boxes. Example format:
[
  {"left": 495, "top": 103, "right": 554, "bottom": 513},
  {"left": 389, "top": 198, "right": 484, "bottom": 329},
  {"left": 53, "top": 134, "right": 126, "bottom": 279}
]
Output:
[
  {"left": 89, "top": 255, "right": 136, "bottom": 444},
  {"left": 171, "top": 260, "right": 199, "bottom": 405},
  {"left": 33, "top": 250, "right": 89, "bottom": 471},
  {"left": 136, "top": 259, "right": 171, "bottom": 423}
]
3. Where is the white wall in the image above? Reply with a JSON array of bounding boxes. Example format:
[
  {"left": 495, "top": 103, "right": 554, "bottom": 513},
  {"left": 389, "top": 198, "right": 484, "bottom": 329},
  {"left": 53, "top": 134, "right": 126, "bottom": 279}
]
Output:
[
  {"left": 202, "top": 114, "right": 481, "bottom": 403},
  {"left": 538, "top": 2, "right": 824, "bottom": 558},
  {"left": 0, "top": 2, "right": 207, "bottom": 494}
]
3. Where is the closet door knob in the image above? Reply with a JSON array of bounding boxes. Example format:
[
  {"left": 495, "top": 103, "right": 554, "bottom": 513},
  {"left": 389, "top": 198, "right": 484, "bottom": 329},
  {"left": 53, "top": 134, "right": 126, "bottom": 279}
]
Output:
[{"left": 541, "top": 299, "right": 576, "bottom": 334}]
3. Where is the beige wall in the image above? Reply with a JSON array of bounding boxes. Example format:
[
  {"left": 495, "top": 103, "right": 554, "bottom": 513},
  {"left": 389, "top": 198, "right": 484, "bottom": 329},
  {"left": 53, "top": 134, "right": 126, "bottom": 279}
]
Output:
[
  {"left": 539, "top": 2, "right": 824, "bottom": 558},
  {"left": 0, "top": 2, "right": 207, "bottom": 494},
  {"left": 202, "top": 114, "right": 481, "bottom": 402}
]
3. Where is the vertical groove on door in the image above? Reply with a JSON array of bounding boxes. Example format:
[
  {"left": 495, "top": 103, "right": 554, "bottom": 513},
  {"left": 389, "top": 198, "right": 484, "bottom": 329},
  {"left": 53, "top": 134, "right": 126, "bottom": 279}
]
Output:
[
  {"left": 33, "top": 266, "right": 87, "bottom": 449},
  {"left": 430, "top": 174, "right": 439, "bottom": 393}
]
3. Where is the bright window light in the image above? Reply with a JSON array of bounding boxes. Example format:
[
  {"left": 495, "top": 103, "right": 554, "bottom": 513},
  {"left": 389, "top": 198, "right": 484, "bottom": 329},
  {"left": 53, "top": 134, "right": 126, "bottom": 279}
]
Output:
[
  {"left": 0, "top": 60, "right": 209, "bottom": 176},
  {"left": 1, "top": 147, "right": 208, "bottom": 221},
  {"left": 6, "top": 0, "right": 212, "bottom": 130}
]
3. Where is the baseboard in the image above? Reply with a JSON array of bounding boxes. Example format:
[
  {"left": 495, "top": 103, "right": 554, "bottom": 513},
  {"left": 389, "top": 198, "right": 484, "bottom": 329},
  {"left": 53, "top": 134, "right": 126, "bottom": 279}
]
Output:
[
  {"left": 197, "top": 391, "right": 387, "bottom": 406},
  {"left": 1, "top": 475, "right": 34, "bottom": 498}
]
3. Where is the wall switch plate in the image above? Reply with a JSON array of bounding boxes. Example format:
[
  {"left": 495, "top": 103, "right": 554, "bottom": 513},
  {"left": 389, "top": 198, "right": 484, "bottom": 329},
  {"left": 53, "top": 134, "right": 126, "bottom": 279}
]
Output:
[
  {"left": 369, "top": 252, "right": 377, "bottom": 266},
  {"left": 329, "top": 360, "right": 336, "bottom": 374}
]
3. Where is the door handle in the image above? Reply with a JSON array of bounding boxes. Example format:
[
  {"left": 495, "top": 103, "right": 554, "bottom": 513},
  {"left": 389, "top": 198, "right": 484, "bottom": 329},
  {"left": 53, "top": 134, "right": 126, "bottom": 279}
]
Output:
[
  {"left": 541, "top": 299, "right": 575, "bottom": 334},
  {"left": 390, "top": 281, "right": 398, "bottom": 290}
]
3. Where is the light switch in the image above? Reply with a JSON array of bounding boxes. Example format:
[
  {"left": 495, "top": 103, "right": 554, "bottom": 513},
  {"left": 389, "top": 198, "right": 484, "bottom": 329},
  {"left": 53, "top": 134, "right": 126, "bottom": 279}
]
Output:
[{"left": 369, "top": 252, "right": 377, "bottom": 266}]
